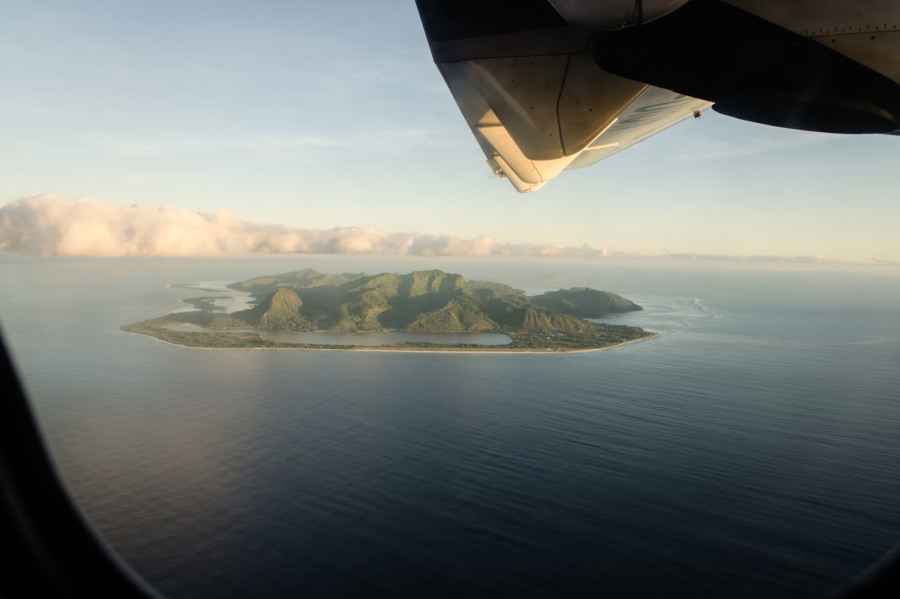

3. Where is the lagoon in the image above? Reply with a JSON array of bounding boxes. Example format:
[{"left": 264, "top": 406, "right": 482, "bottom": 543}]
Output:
[{"left": 168, "top": 323, "right": 513, "bottom": 346}]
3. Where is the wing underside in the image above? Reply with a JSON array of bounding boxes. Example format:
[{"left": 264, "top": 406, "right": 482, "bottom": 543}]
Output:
[{"left": 420, "top": 7, "right": 710, "bottom": 192}]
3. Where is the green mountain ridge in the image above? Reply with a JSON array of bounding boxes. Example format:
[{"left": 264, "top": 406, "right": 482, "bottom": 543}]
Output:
[
  {"left": 226, "top": 269, "right": 642, "bottom": 334},
  {"left": 531, "top": 287, "right": 642, "bottom": 318},
  {"left": 228, "top": 268, "right": 365, "bottom": 298},
  {"left": 233, "top": 287, "right": 309, "bottom": 330}
]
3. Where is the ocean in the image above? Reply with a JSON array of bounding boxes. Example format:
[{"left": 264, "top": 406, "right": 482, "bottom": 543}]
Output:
[{"left": 1, "top": 254, "right": 899, "bottom": 598}]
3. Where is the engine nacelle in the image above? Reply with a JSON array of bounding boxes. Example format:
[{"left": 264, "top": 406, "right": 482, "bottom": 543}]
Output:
[{"left": 548, "top": 0, "right": 690, "bottom": 30}]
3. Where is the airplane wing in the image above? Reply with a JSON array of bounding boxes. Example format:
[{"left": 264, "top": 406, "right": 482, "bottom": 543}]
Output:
[
  {"left": 417, "top": 0, "right": 711, "bottom": 192},
  {"left": 416, "top": 0, "right": 900, "bottom": 192}
]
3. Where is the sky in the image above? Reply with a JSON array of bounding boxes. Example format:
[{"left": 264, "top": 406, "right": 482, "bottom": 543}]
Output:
[{"left": 1, "top": 0, "right": 899, "bottom": 263}]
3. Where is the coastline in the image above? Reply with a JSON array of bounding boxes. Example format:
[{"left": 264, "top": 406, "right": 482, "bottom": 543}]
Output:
[{"left": 122, "top": 328, "right": 659, "bottom": 354}]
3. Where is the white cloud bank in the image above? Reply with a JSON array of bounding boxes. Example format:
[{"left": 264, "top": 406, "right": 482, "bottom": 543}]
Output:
[{"left": 0, "top": 195, "right": 610, "bottom": 258}]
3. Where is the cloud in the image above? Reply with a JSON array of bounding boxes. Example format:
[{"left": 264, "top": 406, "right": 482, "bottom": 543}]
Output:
[{"left": 0, "top": 195, "right": 612, "bottom": 258}]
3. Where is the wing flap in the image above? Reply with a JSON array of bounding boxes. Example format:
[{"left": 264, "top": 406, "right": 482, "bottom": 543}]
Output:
[{"left": 566, "top": 87, "right": 712, "bottom": 170}]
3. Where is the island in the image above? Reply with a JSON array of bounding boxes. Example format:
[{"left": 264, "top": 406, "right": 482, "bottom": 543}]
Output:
[{"left": 121, "top": 268, "right": 656, "bottom": 352}]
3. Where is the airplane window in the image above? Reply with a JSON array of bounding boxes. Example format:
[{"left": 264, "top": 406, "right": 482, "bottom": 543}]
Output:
[{"left": 1, "top": 1, "right": 899, "bottom": 598}]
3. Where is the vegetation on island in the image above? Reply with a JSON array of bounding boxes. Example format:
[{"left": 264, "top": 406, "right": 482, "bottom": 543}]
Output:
[{"left": 121, "top": 268, "right": 654, "bottom": 352}]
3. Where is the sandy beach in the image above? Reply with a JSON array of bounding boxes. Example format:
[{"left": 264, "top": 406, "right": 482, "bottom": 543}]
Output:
[{"left": 124, "top": 328, "right": 659, "bottom": 354}]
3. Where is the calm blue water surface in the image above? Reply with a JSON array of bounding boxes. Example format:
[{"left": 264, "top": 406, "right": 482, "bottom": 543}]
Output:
[{"left": 2, "top": 255, "right": 899, "bottom": 598}]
